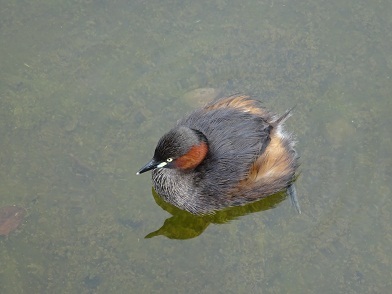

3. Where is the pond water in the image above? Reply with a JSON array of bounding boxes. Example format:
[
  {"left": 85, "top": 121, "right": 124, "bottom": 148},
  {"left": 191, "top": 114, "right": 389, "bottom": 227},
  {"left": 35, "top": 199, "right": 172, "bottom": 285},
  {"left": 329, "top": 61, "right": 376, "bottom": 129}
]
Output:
[{"left": 1, "top": 0, "right": 391, "bottom": 293}]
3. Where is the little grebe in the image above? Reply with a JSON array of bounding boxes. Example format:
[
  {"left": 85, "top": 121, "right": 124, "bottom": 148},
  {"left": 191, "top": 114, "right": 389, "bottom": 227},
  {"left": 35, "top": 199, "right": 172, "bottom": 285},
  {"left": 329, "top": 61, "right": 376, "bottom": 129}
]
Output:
[{"left": 137, "top": 95, "right": 300, "bottom": 215}]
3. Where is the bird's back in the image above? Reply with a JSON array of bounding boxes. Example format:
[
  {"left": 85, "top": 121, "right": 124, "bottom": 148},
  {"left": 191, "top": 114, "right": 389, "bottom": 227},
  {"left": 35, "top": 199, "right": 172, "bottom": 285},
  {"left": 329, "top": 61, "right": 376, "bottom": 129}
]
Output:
[{"left": 178, "top": 96, "right": 273, "bottom": 198}]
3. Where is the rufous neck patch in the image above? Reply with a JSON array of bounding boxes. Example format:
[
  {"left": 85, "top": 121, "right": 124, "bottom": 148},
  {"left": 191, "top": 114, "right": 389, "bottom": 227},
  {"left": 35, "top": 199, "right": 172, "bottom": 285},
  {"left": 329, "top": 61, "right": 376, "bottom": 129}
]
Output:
[{"left": 175, "top": 142, "right": 208, "bottom": 170}]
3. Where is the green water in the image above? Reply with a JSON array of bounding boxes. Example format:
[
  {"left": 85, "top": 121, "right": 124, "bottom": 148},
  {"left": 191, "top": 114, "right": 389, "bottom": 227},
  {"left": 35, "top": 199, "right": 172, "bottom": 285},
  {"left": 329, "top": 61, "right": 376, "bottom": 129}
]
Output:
[{"left": 1, "top": 0, "right": 391, "bottom": 293}]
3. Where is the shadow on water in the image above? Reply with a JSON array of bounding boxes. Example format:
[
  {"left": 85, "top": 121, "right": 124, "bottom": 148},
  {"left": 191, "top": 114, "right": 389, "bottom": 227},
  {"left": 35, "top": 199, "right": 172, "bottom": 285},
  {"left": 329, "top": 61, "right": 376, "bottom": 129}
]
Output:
[{"left": 145, "top": 188, "right": 288, "bottom": 240}]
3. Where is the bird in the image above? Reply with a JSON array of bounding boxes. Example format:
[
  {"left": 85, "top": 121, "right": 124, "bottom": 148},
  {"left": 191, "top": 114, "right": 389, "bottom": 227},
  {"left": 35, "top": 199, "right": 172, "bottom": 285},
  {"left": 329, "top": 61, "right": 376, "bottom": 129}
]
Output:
[{"left": 137, "top": 95, "right": 300, "bottom": 215}]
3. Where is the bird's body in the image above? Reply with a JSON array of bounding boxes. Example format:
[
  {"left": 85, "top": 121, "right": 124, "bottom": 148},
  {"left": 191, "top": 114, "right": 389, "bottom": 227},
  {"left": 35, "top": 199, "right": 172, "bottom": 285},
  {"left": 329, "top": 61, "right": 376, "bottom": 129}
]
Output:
[{"left": 138, "top": 95, "right": 299, "bottom": 215}]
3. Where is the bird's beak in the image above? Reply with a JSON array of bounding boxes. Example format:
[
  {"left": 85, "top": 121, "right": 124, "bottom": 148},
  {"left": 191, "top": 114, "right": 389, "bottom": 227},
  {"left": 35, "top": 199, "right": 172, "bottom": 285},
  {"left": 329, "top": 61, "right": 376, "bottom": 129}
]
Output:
[{"left": 136, "top": 158, "right": 159, "bottom": 175}]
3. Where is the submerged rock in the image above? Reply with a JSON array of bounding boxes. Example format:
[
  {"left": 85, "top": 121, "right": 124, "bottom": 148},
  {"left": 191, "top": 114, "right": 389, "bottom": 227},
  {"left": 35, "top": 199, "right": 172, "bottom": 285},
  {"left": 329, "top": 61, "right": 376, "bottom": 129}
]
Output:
[
  {"left": 182, "top": 87, "right": 222, "bottom": 107},
  {"left": 0, "top": 205, "right": 26, "bottom": 236}
]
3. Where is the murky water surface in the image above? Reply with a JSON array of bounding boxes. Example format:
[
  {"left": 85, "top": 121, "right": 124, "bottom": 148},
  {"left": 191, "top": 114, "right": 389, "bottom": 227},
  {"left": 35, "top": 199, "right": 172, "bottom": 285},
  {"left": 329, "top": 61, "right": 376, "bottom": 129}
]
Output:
[{"left": 1, "top": 0, "right": 391, "bottom": 293}]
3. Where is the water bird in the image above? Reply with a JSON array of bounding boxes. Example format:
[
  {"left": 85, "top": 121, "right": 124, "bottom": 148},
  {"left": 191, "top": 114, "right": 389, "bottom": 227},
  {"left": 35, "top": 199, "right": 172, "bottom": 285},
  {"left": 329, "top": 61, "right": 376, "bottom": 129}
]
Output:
[{"left": 137, "top": 95, "right": 300, "bottom": 215}]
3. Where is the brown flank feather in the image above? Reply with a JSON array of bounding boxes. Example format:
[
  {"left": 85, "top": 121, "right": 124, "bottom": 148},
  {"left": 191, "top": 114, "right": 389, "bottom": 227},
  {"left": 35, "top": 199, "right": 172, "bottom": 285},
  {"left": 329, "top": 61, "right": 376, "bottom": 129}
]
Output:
[
  {"left": 204, "top": 95, "right": 270, "bottom": 117},
  {"left": 233, "top": 129, "right": 295, "bottom": 197}
]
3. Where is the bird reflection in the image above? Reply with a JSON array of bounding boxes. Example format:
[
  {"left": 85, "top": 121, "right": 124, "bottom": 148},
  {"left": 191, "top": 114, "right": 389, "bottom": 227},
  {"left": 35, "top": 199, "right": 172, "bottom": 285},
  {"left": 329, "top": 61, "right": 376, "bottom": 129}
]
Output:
[{"left": 145, "top": 188, "right": 288, "bottom": 240}]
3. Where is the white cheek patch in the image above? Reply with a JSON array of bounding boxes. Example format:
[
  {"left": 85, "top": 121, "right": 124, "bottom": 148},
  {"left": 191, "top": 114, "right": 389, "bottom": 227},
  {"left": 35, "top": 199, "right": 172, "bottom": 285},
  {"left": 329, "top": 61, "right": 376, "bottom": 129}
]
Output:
[{"left": 157, "top": 162, "right": 168, "bottom": 168}]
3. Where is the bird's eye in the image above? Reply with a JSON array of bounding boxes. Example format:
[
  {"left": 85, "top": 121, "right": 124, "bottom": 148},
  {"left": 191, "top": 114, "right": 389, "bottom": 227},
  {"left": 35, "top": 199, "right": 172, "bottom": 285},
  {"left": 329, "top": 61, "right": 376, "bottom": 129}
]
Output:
[{"left": 167, "top": 158, "right": 173, "bottom": 162}]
